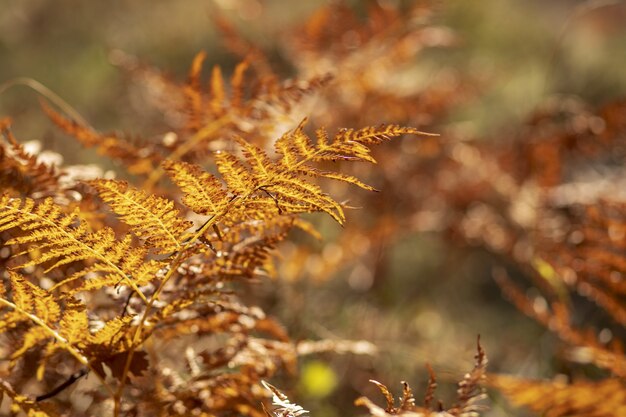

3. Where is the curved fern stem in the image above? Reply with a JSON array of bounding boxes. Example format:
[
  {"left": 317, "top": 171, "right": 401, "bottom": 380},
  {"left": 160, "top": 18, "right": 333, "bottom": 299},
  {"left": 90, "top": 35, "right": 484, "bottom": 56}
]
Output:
[{"left": 113, "top": 192, "right": 244, "bottom": 416}]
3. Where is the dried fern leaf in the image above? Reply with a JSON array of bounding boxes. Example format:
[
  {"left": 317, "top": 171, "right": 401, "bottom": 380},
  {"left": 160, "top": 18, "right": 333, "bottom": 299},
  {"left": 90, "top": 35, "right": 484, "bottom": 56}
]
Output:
[
  {"left": 41, "top": 100, "right": 158, "bottom": 175},
  {"left": 448, "top": 337, "right": 488, "bottom": 416},
  {"left": 262, "top": 381, "right": 309, "bottom": 417},
  {"left": 490, "top": 374, "right": 626, "bottom": 417},
  {"left": 184, "top": 50, "right": 208, "bottom": 131},
  {"left": 0, "top": 272, "right": 93, "bottom": 369},
  {"left": 210, "top": 65, "right": 226, "bottom": 115},
  {"left": 162, "top": 159, "right": 230, "bottom": 216},
  {"left": 88, "top": 179, "right": 192, "bottom": 253},
  {"left": 275, "top": 120, "right": 434, "bottom": 166},
  {"left": 0, "top": 119, "right": 62, "bottom": 198},
  {"left": 0, "top": 195, "right": 150, "bottom": 302}
]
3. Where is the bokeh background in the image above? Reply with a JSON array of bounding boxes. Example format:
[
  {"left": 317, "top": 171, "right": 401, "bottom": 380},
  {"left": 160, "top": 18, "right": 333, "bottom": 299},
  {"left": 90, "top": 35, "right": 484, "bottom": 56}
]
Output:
[{"left": 1, "top": 1, "right": 626, "bottom": 416}]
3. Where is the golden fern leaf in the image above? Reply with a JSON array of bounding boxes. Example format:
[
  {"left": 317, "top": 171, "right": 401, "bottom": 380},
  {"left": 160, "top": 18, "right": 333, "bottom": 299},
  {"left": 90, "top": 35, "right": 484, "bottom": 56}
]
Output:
[
  {"left": 0, "top": 272, "right": 92, "bottom": 368},
  {"left": 88, "top": 179, "right": 192, "bottom": 254},
  {"left": 10, "top": 272, "right": 61, "bottom": 325},
  {"left": 0, "top": 195, "right": 152, "bottom": 302},
  {"left": 215, "top": 151, "right": 259, "bottom": 194},
  {"left": 169, "top": 121, "right": 427, "bottom": 224},
  {"left": 162, "top": 159, "right": 230, "bottom": 216},
  {"left": 224, "top": 136, "right": 346, "bottom": 222},
  {"left": 49, "top": 237, "right": 164, "bottom": 296},
  {"left": 85, "top": 316, "right": 133, "bottom": 354},
  {"left": 58, "top": 298, "right": 89, "bottom": 346},
  {"left": 0, "top": 272, "right": 61, "bottom": 338},
  {"left": 489, "top": 374, "right": 626, "bottom": 417},
  {"left": 276, "top": 119, "right": 434, "bottom": 165},
  {"left": 210, "top": 65, "right": 226, "bottom": 115}
]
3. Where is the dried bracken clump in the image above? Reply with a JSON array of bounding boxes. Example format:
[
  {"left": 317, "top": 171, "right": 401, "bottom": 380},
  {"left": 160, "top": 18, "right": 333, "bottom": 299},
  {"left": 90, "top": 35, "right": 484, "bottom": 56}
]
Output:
[{"left": 354, "top": 339, "right": 487, "bottom": 417}]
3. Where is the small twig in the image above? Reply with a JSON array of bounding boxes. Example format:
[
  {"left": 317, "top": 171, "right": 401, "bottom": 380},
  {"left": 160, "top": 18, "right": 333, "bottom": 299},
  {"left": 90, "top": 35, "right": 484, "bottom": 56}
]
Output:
[
  {"left": 36, "top": 368, "right": 89, "bottom": 402},
  {"left": 121, "top": 292, "right": 134, "bottom": 317}
]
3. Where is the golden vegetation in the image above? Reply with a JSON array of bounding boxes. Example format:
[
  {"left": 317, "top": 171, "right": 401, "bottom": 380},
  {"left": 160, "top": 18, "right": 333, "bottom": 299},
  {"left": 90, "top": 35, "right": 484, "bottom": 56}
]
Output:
[{"left": 1, "top": 1, "right": 625, "bottom": 417}]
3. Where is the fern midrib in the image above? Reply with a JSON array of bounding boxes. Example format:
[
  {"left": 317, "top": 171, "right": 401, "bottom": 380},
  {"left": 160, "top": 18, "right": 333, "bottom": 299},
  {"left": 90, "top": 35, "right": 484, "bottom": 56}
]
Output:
[
  {"left": 8, "top": 204, "right": 148, "bottom": 303},
  {"left": 114, "top": 190, "right": 252, "bottom": 415}
]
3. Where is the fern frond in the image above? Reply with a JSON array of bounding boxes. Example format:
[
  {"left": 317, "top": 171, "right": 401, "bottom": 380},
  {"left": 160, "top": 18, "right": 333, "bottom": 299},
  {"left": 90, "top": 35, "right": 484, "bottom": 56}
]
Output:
[
  {"left": 276, "top": 119, "right": 435, "bottom": 166},
  {"left": 161, "top": 121, "right": 427, "bottom": 225},
  {"left": 162, "top": 160, "right": 230, "bottom": 216},
  {"left": 215, "top": 151, "right": 259, "bottom": 194},
  {"left": 356, "top": 341, "right": 487, "bottom": 417},
  {"left": 489, "top": 374, "right": 626, "bottom": 417},
  {"left": 262, "top": 381, "right": 309, "bottom": 417},
  {"left": 58, "top": 298, "right": 89, "bottom": 346},
  {"left": 41, "top": 100, "right": 159, "bottom": 175},
  {"left": 0, "top": 272, "right": 96, "bottom": 372},
  {"left": 88, "top": 179, "right": 192, "bottom": 254},
  {"left": 0, "top": 118, "right": 62, "bottom": 199},
  {"left": 85, "top": 316, "right": 134, "bottom": 354},
  {"left": 225, "top": 136, "right": 345, "bottom": 222},
  {"left": 0, "top": 195, "right": 151, "bottom": 302},
  {"left": 10, "top": 272, "right": 61, "bottom": 325}
]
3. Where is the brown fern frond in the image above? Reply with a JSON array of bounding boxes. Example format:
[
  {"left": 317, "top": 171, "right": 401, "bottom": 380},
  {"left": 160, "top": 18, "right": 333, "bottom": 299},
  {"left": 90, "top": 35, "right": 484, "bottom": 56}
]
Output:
[
  {"left": 41, "top": 100, "right": 160, "bottom": 175},
  {"left": 355, "top": 341, "right": 488, "bottom": 417},
  {"left": 0, "top": 118, "right": 62, "bottom": 199},
  {"left": 88, "top": 179, "right": 193, "bottom": 254},
  {"left": 184, "top": 50, "right": 208, "bottom": 132},
  {"left": 448, "top": 337, "right": 488, "bottom": 416},
  {"left": 489, "top": 374, "right": 626, "bottom": 417},
  {"left": 494, "top": 268, "right": 626, "bottom": 377}
]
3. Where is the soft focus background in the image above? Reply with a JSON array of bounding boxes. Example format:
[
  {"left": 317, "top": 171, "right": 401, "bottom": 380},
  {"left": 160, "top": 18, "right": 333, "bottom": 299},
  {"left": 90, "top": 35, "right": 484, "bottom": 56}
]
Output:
[{"left": 1, "top": 1, "right": 626, "bottom": 416}]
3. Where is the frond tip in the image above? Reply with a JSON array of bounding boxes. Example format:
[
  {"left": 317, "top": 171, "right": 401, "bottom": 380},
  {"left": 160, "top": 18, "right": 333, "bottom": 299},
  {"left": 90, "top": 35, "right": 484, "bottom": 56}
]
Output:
[{"left": 261, "top": 381, "right": 309, "bottom": 417}]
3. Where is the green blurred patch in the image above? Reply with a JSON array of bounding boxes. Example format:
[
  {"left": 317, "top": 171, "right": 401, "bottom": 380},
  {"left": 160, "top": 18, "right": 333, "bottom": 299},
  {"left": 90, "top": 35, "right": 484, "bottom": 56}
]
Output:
[{"left": 299, "top": 360, "right": 338, "bottom": 399}]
